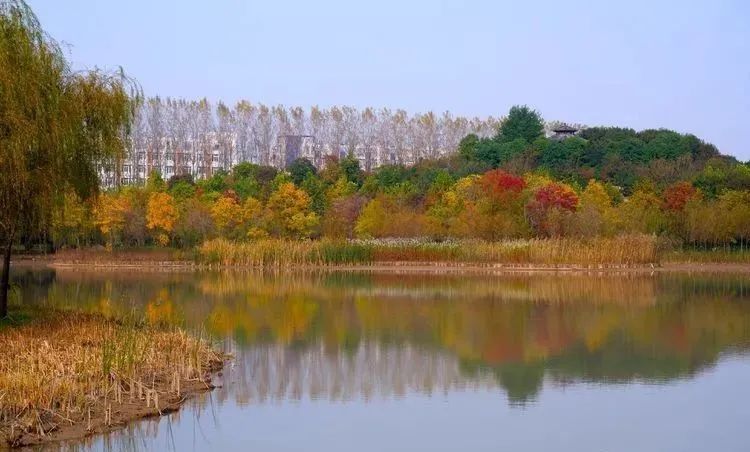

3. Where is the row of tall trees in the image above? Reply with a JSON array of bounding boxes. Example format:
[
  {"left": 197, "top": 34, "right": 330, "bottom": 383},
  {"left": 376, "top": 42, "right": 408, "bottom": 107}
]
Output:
[{"left": 126, "top": 98, "right": 503, "bottom": 178}]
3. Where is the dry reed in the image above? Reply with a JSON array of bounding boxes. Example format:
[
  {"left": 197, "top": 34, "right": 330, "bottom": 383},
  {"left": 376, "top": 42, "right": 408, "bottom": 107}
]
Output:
[
  {"left": 198, "top": 234, "right": 659, "bottom": 268},
  {"left": 0, "top": 311, "right": 223, "bottom": 447}
]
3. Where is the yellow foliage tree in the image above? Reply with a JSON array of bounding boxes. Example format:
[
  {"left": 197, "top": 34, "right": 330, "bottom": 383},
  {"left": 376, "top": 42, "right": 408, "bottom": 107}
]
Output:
[
  {"left": 425, "top": 190, "right": 463, "bottom": 238},
  {"left": 355, "top": 195, "right": 425, "bottom": 238},
  {"left": 617, "top": 187, "right": 667, "bottom": 234},
  {"left": 93, "top": 193, "right": 130, "bottom": 249},
  {"left": 243, "top": 197, "right": 268, "bottom": 240},
  {"left": 266, "top": 182, "right": 319, "bottom": 238},
  {"left": 355, "top": 197, "right": 387, "bottom": 238},
  {"left": 146, "top": 192, "right": 177, "bottom": 246},
  {"left": 211, "top": 194, "right": 245, "bottom": 239},
  {"left": 573, "top": 180, "right": 618, "bottom": 237}
]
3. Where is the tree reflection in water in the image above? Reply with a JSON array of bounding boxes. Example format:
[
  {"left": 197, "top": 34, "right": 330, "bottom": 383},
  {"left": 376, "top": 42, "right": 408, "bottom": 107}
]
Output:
[{"left": 12, "top": 267, "right": 750, "bottom": 408}]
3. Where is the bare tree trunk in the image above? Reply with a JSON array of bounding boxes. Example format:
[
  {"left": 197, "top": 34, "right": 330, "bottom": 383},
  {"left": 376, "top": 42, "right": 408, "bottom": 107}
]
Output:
[{"left": 0, "top": 238, "right": 12, "bottom": 318}]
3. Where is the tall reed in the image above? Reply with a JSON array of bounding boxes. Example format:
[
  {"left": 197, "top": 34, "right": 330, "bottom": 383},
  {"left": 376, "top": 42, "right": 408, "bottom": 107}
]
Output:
[{"left": 198, "top": 234, "right": 659, "bottom": 268}]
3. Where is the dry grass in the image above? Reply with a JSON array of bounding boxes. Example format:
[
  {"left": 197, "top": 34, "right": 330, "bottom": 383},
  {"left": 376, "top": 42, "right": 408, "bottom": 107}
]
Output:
[
  {"left": 0, "top": 311, "right": 224, "bottom": 447},
  {"left": 198, "top": 238, "right": 373, "bottom": 267},
  {"left": 198, "top": 234, "right": 659, "bottom": 268}
]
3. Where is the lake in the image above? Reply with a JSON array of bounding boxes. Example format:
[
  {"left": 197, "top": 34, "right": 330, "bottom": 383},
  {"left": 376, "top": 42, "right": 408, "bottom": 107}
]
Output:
[{"left": 11, "top": 267, "right": 750, "bottom": 452}]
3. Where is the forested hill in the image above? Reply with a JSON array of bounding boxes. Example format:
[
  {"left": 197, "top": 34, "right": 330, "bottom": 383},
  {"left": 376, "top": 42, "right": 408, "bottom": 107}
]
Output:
[{"left": 456, "top": 106, "right": 746, "bottom": 195}]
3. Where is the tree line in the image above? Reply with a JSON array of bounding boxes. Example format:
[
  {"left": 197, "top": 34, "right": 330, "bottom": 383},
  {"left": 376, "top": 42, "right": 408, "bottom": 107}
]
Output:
[
  {"left": 53, "top": 118, "right": 750, "bottom": 251},
  {"left": 121, "top": 98, "right": 503, "bottom": 181}
]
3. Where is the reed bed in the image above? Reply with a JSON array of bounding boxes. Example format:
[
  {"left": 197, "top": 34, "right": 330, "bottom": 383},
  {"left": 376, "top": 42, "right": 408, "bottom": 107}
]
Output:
[
  {"left": 198, "top": 234, "right": 659, "bottom": 268},
  {"left": 0, "top": 312, "right": 223, "bottom": 447}
]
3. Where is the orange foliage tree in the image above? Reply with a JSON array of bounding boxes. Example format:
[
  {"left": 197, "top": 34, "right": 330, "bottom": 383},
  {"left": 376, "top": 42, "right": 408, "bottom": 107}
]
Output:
[{"left": 146, "top": 192, "right": 177, "bottom": 246}]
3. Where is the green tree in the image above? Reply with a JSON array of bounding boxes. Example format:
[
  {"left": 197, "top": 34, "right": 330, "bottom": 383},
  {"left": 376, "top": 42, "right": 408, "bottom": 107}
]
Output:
[
  {"left": 497, "top": 105, "right": 544, "bottom": 144},
  {"left": 458, "top": 133, "right": 480, "bottom": 160},
  {"left": 473, "top": 137, "right": 527, "bottom": 167},
  {"left": 288, "top": 158, "right": 317, "bottom": 186},
  {"left": 340, "top": 152, "right": 364, "bottom": 187},
  {"left": 301, "top": 174, "right": 327, "bottom": 215},
  {"left": 0, "top": 0, "right": 137, "bottom": 317}
]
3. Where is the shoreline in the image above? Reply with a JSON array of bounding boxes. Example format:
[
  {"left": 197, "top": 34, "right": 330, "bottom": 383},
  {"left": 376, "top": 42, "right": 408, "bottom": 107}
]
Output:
[
  {"left": 15, "top": 377, "right": 219, "bottom": 448},
  {"left": 12, "top": 256, "right": 750, "bottom": 274}
]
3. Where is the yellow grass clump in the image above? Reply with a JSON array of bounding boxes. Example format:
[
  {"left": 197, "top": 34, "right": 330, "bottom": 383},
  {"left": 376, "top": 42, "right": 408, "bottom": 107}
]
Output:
[{"left": 0, "top": 312, "right": 224, "bottom": 447}]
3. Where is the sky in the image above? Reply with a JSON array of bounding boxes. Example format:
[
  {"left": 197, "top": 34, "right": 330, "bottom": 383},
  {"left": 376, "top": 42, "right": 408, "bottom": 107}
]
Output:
[{"left": 29, "top": 0, "right": 750, "bottom": 160}]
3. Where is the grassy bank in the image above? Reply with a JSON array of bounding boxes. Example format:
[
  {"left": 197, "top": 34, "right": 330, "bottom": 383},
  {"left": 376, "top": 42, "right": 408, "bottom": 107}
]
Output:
[
  {"left": 0, "top": 310, "right": 224, "bottom": 447},
  {"left": 197, "top": 234, "right": 660, "bottom": 268}
]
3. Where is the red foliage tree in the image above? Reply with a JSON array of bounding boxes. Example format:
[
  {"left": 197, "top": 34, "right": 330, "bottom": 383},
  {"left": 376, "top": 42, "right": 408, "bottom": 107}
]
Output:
[
  {"left": 526, "top": 182, "right": 579, "bottom": 236},
  {"left": 531, "top": 183, "right": 579, "bottom": 211},
  {"left": 481, "top": 169, "right": 526, "bottom": 196},
  {"left": 662, "top": 182, "right": 697, "bottom": 212}
]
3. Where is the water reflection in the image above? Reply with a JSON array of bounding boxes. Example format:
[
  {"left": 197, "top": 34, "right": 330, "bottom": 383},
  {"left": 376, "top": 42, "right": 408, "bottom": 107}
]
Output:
[{"left": 13, "top": 267, "right": 750, "bottom": 409}]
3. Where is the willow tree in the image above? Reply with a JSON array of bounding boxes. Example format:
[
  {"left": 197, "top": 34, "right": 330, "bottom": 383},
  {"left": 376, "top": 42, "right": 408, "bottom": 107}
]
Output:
[{"left": 0, "top": 0, "right": 138, "bottom": 317}]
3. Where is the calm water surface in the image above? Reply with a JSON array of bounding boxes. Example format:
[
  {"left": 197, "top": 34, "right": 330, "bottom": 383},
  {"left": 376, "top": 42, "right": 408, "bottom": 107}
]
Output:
[{"left": 12, "top": 268, "right": 750, "bottom": 452}]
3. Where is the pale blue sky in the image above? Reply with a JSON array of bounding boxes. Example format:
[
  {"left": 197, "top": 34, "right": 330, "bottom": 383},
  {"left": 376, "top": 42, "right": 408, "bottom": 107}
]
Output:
[{"left": 30, "top": 0, "right": 750, "bottom": 160}]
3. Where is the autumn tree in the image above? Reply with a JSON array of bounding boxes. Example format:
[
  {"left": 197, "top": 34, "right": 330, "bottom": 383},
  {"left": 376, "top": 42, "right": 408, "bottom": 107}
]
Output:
[
  {"left": 120, "top": 187, "right": 148, "bottom": 246},
  {"left": 617, "top": 183, "right": 667, "bottom": 234},
  {"left": 526, "top": 182, "right": 579, "bottom": 236},
  {"left": 0, "top": 0, "right": 137, "bottom": 316},
  {"left": 571, "top": 180, "right": 618, "bottom": 237},
  {"left": 265, "top": 182, "right": 319, "bottom": 238},
  {"left": 355, "top": 194, "right": 425, "bottom": 238},
  {"left": 661, "top": 181, "right": 700, "bottom": 240},
  {"left": 174, "top": 199, "right": 214, "bottom": 247},
  {"left": 243, "top": 197, "right": 267, "bottom": 239},
  {"left": 426, "top": 175, "right": 482, "bottom": 238},
  {"left": 93, "top": 193, "right": 131, "bottom": 249},
  {"left": 146, "top": 192, "right": 177, "bottom": 245},
  {"left": 471, "top": 170, "right": 529, "bottom": 239},
  {"left": 662, "top": 181, "right": 698, "bottom": 212},
  {"left": 426, "top": 189, "right": 465, "bottom": 238},
  {"left": 321, "top": 195, "right": 366, "bottom": 239},
  {"left": 210, "top": 193, "right": 246, "bottom": 239}
]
